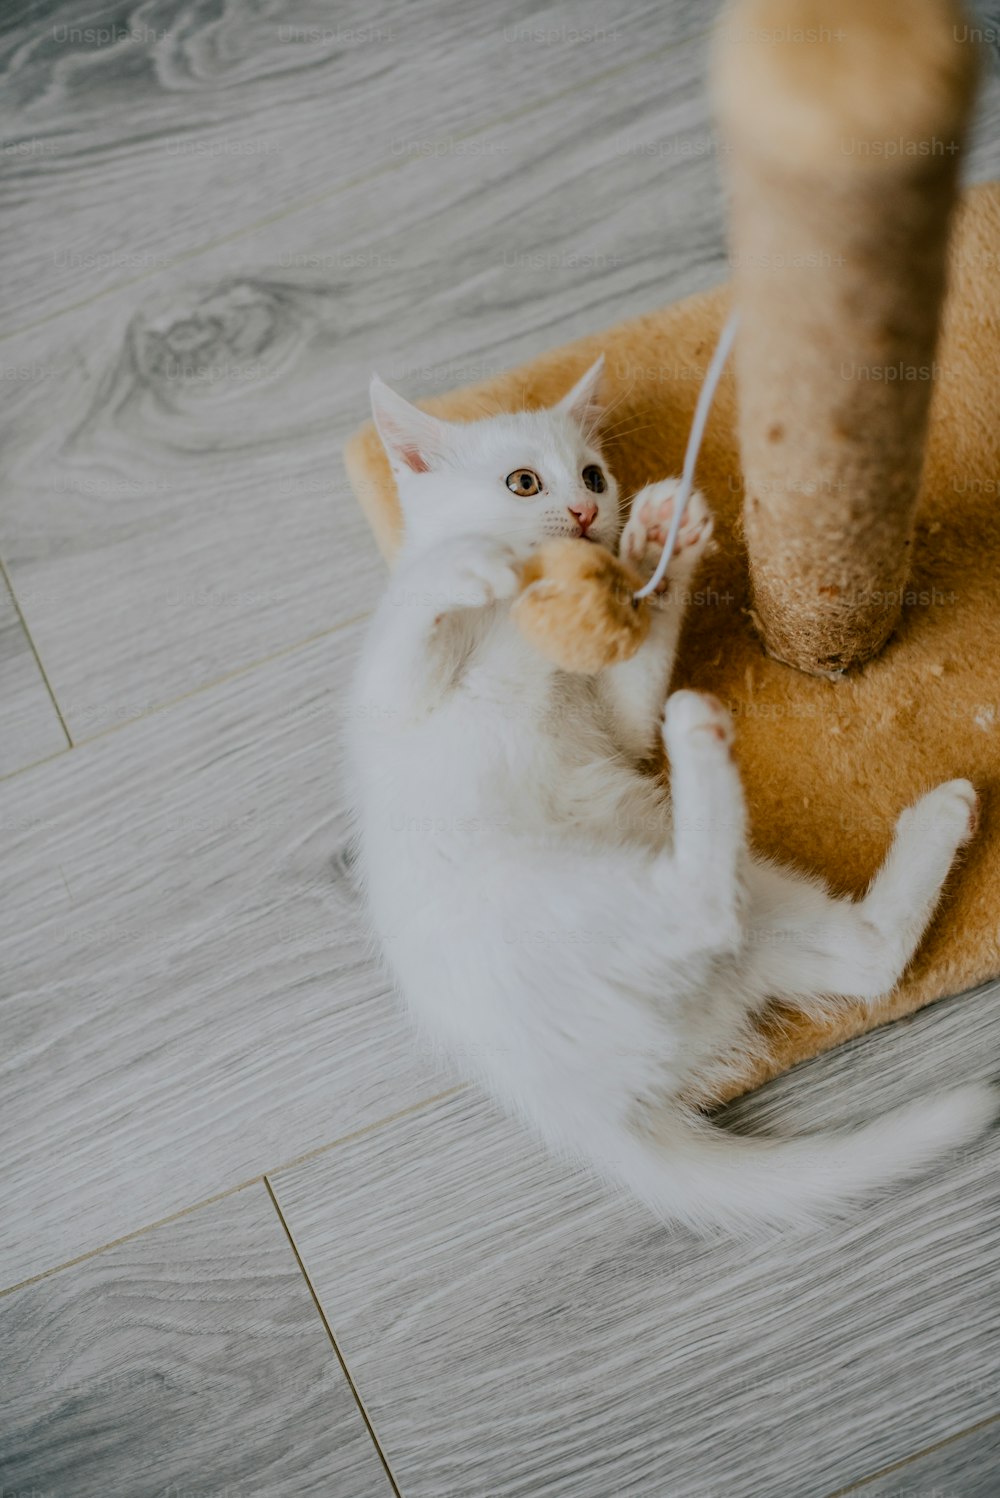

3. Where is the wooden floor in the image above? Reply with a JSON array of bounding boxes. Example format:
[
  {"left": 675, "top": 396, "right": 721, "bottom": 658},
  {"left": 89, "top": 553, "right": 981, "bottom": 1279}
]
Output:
[{"left": 3, "top": 3, "right": 1000, "bottom": 1493}]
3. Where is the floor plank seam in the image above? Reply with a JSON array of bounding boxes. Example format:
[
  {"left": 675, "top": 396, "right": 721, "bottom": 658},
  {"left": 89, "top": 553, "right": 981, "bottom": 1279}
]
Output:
[
  {"left": 0, "top": 553, "right": 73, "bottom": 749},
  {"left": 0, "top": 25, "right": 714, "bottom": 346},
  {"left": 824, "top": 1407, "right": 1000, "bottom": 1497},
  {"left": 0, "top": 743, "right": 72, "bottom": 784},
  {"left": 0, "top": 1086, "right": 468, "bottom": 1299},
  {"left": 264, "top": 1176, "right": 403, "bottom": 1498},
  {"left": 264, "top": 1085, "right": 469, "bottom": 1183},
  {"left": 0, "top": 1176, "right": 267, "bottom": 1301},
  {"left": 0, "top": 609, "right": 375, "bottom": 782}
]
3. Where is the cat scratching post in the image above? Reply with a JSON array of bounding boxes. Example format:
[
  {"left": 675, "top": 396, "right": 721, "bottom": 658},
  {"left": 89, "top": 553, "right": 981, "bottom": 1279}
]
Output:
[
  {"left": 714, "top": 0, "right": 979, "bottom": 674},
  {"left": 344, "top": 13, "right": 1000, "bottom": 1097}
]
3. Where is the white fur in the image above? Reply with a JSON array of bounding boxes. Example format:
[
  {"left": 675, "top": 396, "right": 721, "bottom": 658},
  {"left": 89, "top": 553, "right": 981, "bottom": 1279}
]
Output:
[{"left": 349, "top": 366, "right": 997, "bottom": 1232}]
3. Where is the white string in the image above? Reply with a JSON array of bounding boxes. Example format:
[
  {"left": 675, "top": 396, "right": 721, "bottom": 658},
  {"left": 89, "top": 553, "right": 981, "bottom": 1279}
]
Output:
[{"left": 633, "top": 308, "right": 741, "bottom": 601}]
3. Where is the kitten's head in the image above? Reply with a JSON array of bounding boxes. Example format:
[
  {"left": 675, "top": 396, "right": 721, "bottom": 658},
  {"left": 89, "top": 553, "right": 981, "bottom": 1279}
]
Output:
[{"left": 369, "top": 357, "right": 620, "bottom": 554}]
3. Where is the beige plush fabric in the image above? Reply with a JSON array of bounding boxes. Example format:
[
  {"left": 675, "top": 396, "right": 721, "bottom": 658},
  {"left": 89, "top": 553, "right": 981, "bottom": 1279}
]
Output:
[{"left": 343, "top": 181, "right": 1000, "bottom": 1101}]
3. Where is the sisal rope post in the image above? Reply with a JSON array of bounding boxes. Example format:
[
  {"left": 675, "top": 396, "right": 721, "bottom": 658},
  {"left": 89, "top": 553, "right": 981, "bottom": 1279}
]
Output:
[{"left": 713, "top": 0, "right": 979, "bottom": 674}]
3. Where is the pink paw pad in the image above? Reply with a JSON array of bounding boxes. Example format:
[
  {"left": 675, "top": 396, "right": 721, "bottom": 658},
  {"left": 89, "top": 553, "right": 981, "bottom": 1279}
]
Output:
[{"left": 638, "top": 494, "right": 711, "bottom": 551}]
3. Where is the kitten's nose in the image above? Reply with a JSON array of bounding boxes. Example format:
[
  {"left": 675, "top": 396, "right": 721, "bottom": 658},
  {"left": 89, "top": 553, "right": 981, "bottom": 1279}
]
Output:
[{"left": 567, "top": 499, "right": 598, "bottom": 535}]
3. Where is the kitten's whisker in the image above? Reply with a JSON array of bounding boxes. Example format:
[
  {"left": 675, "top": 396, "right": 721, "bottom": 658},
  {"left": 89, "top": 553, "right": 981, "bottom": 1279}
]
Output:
[{"left": 599, "top": 420, "right": 654, "bottom": 443}]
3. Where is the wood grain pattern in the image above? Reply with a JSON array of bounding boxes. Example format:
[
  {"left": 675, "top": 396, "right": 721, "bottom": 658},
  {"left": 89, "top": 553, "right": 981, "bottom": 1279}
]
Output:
[
  {"left": 0, "top": 621, "right": 450, "bottom": 1290},
  {"left": 3, "top": 37, "right": 998, "bottom": 740},
  {"left": 3, "top": 44, "right": 999, "bottom": 743},
  {"left": 0, "top": 1183, "right": 394, "bottom": 1497},
  {"left": 0, "top": 38, "right": 731, "bottom": 741},
  {"left": 2, "top": 3, "right": 1000, "bottom": 1489},
  {"left": 273, "top": 982, "right": 1000, "bottom": 1498},
  {"left": 844, "top": 1416, "right": 1000, "bottom": 1497},
  {"left": 0, "top": 0, "right": 711, "bottom": 330},
  {"left": 0, "top": 570, "right": 67, "bottom": 776}
]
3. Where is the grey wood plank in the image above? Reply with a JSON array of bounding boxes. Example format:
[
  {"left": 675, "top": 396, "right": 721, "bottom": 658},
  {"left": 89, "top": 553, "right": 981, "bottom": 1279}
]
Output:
[
  {"left": 965, "top": 2, "right": 1000, "bottom": 74},
  {"left": 0, "top": 569, "right": 67, "bottom": 776},
  {"left": 0, "top": 0, "right": 714, "bottom": 330},
  {"left": 844, "top": 1416, "right": 1000, "bottom": 1498},
  {"left": 1, "top": 0, "right": 994, "bottom": 338},
  {"left": 0, "top": 1182, "right": 394, "bottom": 1498},
  {"left": 0, "top": 621, "right": 449, "bottom": 1290},
  {"left": 0, "top": 38, "right": 731, "bottom": 740},
  {"left": 272, "top": 982, "right": 1000, "bottom": 1498}
]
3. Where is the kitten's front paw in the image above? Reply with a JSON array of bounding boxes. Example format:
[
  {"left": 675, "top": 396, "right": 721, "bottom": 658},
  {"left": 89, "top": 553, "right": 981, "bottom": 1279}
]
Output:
[
  {"left": 664, "top": 689, "right": 734, "bottom": 749},
  {"left": 619, "top": 481, "right": 714, "bottom": 591},
  {"left": 443, "top": 537, "right": 521, "bottom": 610}
]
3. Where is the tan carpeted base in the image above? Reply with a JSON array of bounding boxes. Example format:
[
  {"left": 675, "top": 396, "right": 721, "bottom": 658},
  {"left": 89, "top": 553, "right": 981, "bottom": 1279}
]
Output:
[{"left": 343, "top": 181, "right": 1000, "bottom": 1102}]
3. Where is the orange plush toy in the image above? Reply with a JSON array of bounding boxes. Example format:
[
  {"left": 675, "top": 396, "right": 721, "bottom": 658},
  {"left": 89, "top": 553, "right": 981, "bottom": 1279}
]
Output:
[{"left": 513, "top": 539, "right": 650, "bottom": 675}]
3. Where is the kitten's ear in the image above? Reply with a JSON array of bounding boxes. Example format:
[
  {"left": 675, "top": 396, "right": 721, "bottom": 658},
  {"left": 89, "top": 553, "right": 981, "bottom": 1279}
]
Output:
[
  {"left": 557, "top": 354, "right": 605, "bottom": 433},
  {"left": 370, "top": 375, "right": 453, "bottom": 475}
]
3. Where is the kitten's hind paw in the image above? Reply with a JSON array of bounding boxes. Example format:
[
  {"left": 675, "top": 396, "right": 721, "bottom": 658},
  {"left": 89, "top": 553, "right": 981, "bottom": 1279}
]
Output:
[{"left": 663, "top": 689, "right": 734, "bottom": 749}]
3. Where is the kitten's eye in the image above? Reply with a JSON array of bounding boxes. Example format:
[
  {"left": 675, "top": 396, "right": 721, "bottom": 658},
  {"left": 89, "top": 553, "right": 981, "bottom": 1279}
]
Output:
[
  {"left": 582, "top": 464, "right": 606, "bottom": 494},
  {"left": 506, "top": 469, "right": 542, "bottom": 497}
]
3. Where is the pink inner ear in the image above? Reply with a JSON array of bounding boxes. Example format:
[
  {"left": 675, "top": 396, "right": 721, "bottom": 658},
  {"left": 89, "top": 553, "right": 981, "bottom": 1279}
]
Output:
[{"left": 401, "top": 445, "right": 430, "bottom": 473}]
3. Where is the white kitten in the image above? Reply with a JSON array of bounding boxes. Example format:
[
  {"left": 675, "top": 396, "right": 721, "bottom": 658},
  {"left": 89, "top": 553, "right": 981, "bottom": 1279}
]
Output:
[{"left": 348, "top": 359, "right": 996, "bottom": 1231}]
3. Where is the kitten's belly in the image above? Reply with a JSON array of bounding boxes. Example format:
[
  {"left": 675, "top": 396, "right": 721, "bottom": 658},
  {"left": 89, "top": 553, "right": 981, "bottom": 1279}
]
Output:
[
  {"left": 364, "top": 722, "right": 670, "bottom": 857},
  {"left": 364, "top": 823, "right": 747, "bottom": 1120},
  {"left": 357, "top": 730, "right": 757, "bottom": 1115}
]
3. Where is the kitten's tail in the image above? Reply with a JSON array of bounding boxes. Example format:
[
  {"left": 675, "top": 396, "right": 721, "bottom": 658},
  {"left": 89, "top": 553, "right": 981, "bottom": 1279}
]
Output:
[{"left": 607, "top": 1084, "right": 997, "bottom": 1232}]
